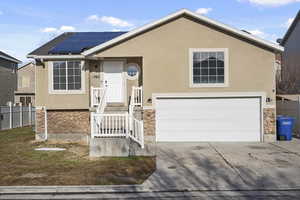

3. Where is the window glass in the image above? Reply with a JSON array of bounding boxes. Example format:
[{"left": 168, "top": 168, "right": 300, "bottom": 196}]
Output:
[
  {"left": 20, "top": 97, "right": 25, "bottom": 105},
  {"left": 67, "top": 61, "right": 81, "bottom": 90},
  {"left": 26, "top": 97, "right": 31, "bottom": 106},
  {"left": 193, "top": 51, "right": 225, "bottom": 84},
  {"left": 127, "top": 65, "right": 138, "bottom": 77},
  {"left": 53, "top": 61, "right": 81, "bottom": 91}
]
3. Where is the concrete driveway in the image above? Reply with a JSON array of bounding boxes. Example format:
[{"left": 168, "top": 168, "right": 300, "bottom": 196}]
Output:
[{"left": 143, "top": 139, "right": 300, "bottom": 191}]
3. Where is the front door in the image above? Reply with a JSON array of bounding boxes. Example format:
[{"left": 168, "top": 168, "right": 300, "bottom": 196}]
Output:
[{"left": 103, "top": 61, "right": 124, "bottom": 103}]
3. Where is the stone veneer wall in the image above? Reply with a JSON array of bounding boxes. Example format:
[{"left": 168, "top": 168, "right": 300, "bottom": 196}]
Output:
[
  {"left": 143, "top": 108, "right": 277, "bottom": 142},
  {"left": 143, "top": 109, "right": 155, "bottom": 137},
  {"left": 35, "top": 108, "right": 45, "bottom": 135},
  {"left": 35, "top": 109, "right": 90, "bottom": 143},
  {"left": 263, "top": 108, "right": 276, "bottom": 135},
  {"left": 47, "top": 110, "right": 90, "bottom": 135}
]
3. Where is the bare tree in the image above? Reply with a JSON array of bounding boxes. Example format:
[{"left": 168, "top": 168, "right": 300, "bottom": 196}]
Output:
[{"left": 277, "top": 67, "right": 298, "bottom": 94}]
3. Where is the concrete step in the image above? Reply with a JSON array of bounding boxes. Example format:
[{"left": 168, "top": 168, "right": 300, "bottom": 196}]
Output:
[
  {"left": 90, "top": 137, "right": 155, "bottom": 157},
  {"left": 104, "top": 106, "right": 128, "bottom": 113},
  {"left": 106, "top": 103, "right": 125, "bottom": 107}
]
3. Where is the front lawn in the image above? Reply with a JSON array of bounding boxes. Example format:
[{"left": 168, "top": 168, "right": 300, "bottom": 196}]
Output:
[{"left": 0, "top": 127, "right": 155, "bottom": 186}]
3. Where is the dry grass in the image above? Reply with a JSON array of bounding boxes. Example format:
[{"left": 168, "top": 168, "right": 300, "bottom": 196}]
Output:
[{"left": 0, "top": 127, "right": 155, "bottom": 186}]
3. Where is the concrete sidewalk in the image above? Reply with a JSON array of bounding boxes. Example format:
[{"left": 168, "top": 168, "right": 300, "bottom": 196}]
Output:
[{"left": 1, "top": 188, "right": 300, "bottom": 199}]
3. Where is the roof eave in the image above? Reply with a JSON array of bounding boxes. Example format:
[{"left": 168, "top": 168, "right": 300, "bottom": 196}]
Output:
[
  {"left": 82, "top": 9, "right": 284, "bottom": 56},
  {"left": 281, "top": 10, "right": 300, "bottom": 46},
  {"left": 0, "top": 55, "right": 21, "bottom": 63}
]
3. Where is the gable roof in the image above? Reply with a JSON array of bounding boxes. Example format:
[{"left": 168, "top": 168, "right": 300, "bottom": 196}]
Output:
[
  {"left": 48, "top": 32, "right": 127, "bottom": 54},
  {"left": 281, "top": 10, "right": 300, "bottom": 46},
  {"left": 28, "top": 9, "right": 283, "bottom": 59},
  {"left": 0, "top": 51, "right": 21, "bottom": 63},
  {"left": 28, "top": 32, "right": 74, "bottom": 56},
  {"left": 18, "top": 62, "right": 34, "bottom": 70},
  {"left": 27, "top": 32, "right": 127, "bottom": 57},
  {"left": 82, "top": 9, "right": 283, "bottom": 56}
]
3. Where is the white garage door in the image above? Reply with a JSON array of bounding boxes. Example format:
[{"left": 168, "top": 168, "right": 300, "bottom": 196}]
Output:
[{"left": 156, "top": 97, "right": 261, "bottom": 142}]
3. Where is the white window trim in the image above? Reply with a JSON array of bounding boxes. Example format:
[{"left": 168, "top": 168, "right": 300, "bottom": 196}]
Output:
[
  {"left": 48, "top": 60, "right": 86, "bottom": 94},
  {"left": 189, "top": 48, "right": 229, "bottom": 88}
]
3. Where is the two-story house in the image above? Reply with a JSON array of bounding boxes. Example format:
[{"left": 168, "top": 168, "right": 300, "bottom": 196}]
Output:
[
  {"left": 0, "top": 51, "right": 21, "bottom": 105},
  {"left": 14, "top": 62, "right": 35, "bottom": 106},
  {"left": 279, "top": 10, "right": 300, "bottom": 94}
]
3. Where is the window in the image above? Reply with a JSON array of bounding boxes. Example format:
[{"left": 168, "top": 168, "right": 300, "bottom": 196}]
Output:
[
  {"left": 52, "top": 61, "right": 82, "bottom": 91},
  {"left": 26, "top": 97, "right": 31, "bottom": 106},
  {"left": 20, "top": 97, "right": 25, "bottom": 105},
  {"left": 190, "top": 49, "right": 228, "bottom": 87},
  {"left": 11, "top": 63, "right": 16, "bottom": 73},
  {"left": 126, "top": 63, "right": 139, "bottom": 79}
]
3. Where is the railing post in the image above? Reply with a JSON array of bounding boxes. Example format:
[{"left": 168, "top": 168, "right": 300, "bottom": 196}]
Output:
[
  {"left": 140, "top": 86, "right": 143, "bottom": 107},
  {"left": 29, "top": 103, "right": 32, "bottom": 125},
  {"left": 91, "top": 86, "right": 94, "bottom": 107},
  {"left": 126, "top": 113, "right": 129, "bottom": 138},
  {"left": 19, "top": 103, "right": 23, "bottom": 127},
  {"left": 8, "top": 101, "right": 12, "bottom": 129},
  {"left": 132, "top": 86, "right": 136, "bottom": 105},
  {"left": 141, "top": 121, "right": 144, "bottom": 149},
  {"left": 91, "top": 112, "right": 94, "bottom": 138}
]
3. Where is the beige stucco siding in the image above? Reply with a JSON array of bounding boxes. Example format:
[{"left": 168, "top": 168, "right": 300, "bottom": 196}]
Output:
[
  {"left": 35, "top": 61, "right": 90, "bottom": 109},
  {"left": 94, "top": 16, "right": 276, "bottom": 107},
  {"left": 16, "top": 63, "right": 35, "bottom": 93}
]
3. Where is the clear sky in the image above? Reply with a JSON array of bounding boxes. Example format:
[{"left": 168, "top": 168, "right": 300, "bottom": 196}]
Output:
[{"left": 0, "top": 0, "right": 299, "bottom": 63}]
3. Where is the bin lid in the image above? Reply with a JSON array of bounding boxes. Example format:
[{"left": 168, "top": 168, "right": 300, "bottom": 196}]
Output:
[{"left": 277, "top": 116, "right": 295, "bottom": 121}]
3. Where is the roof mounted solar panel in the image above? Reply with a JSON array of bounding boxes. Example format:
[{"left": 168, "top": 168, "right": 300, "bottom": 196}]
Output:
[{"left": 48, "top": 32, "right": 127, "bottom": 54}]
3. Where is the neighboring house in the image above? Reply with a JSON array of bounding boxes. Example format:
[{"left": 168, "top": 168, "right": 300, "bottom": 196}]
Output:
[
  {"left": 14, "top": 62, "right": 35, "bottom": 106},
  {"left": 279, "top": 10, "right": 300, "bottom": 94},
  {"left": 0, "top": 51, "right": 21, "bottom": 105},
  {"left": 28, "top": 9, "right": 283, "bottom": 155}
]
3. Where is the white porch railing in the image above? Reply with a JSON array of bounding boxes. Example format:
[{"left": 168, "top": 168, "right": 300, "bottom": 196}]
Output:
[
  {"left": 129, "top": 86, "right": 143, "bottom": 118},
  {"left": 91, "top": 113, "right": 144, "bottom": 148},
  {"left": 91, "top": 87, "right": 107, "bottom": 113},
  {"left": 129, "top": 117, "right": 144, "bottom": 148},
  {"left": 132, "top": 86, "right": 143, "bottom": 106},
  {"left": 91, "top": 87, "right": 106, "bottom": 107},
  {"left": 91, "top": 113, "right": 128, "bottom": 138}
]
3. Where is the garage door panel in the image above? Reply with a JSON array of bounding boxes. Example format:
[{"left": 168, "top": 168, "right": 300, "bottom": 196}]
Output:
[{"left": 156, "top": 97, "right": 261, "bottom": 142}]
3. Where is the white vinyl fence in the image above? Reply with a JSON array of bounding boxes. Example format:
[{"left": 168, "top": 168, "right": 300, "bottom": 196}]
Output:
[
  {"left": 277, "top": 97, "right": 300, "bottom": 135},
  {"left": 0, "top": 102, "right": 35, "bottom": 131}
]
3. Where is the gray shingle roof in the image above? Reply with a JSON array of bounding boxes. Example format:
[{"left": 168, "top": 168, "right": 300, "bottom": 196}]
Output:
[{"left": 0, "top": 51, "right": 21, "bottom": 63}]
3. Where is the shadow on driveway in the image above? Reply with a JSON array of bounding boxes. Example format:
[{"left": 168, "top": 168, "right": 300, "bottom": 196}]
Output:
[{"left": 143, "top": 140, "right": 300, "bottom": 193}]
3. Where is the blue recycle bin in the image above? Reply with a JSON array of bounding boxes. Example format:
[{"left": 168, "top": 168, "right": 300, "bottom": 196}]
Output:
[{"left": 277, "top": 116, "right": 294, "bottom": 141}]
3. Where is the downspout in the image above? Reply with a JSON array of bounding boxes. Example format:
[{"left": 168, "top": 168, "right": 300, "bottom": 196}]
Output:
[{"left": 44, "top": 106, "right": 48, "bottom": 140}]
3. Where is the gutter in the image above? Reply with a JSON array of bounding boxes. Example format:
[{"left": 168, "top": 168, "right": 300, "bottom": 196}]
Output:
[
  {"left": 27, "top": 55, "right": 85, "bottom": 59},
  {"left": 0, "top": 55, "right": 21, "bottom": 63}
]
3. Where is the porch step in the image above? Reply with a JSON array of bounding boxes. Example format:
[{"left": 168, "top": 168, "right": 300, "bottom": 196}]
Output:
[
  {"left": 104, "top": 106, "right": 128, "bottom": 113},
  {"left": 106, "top": 103, "right": 126, "bottom": 107}
]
